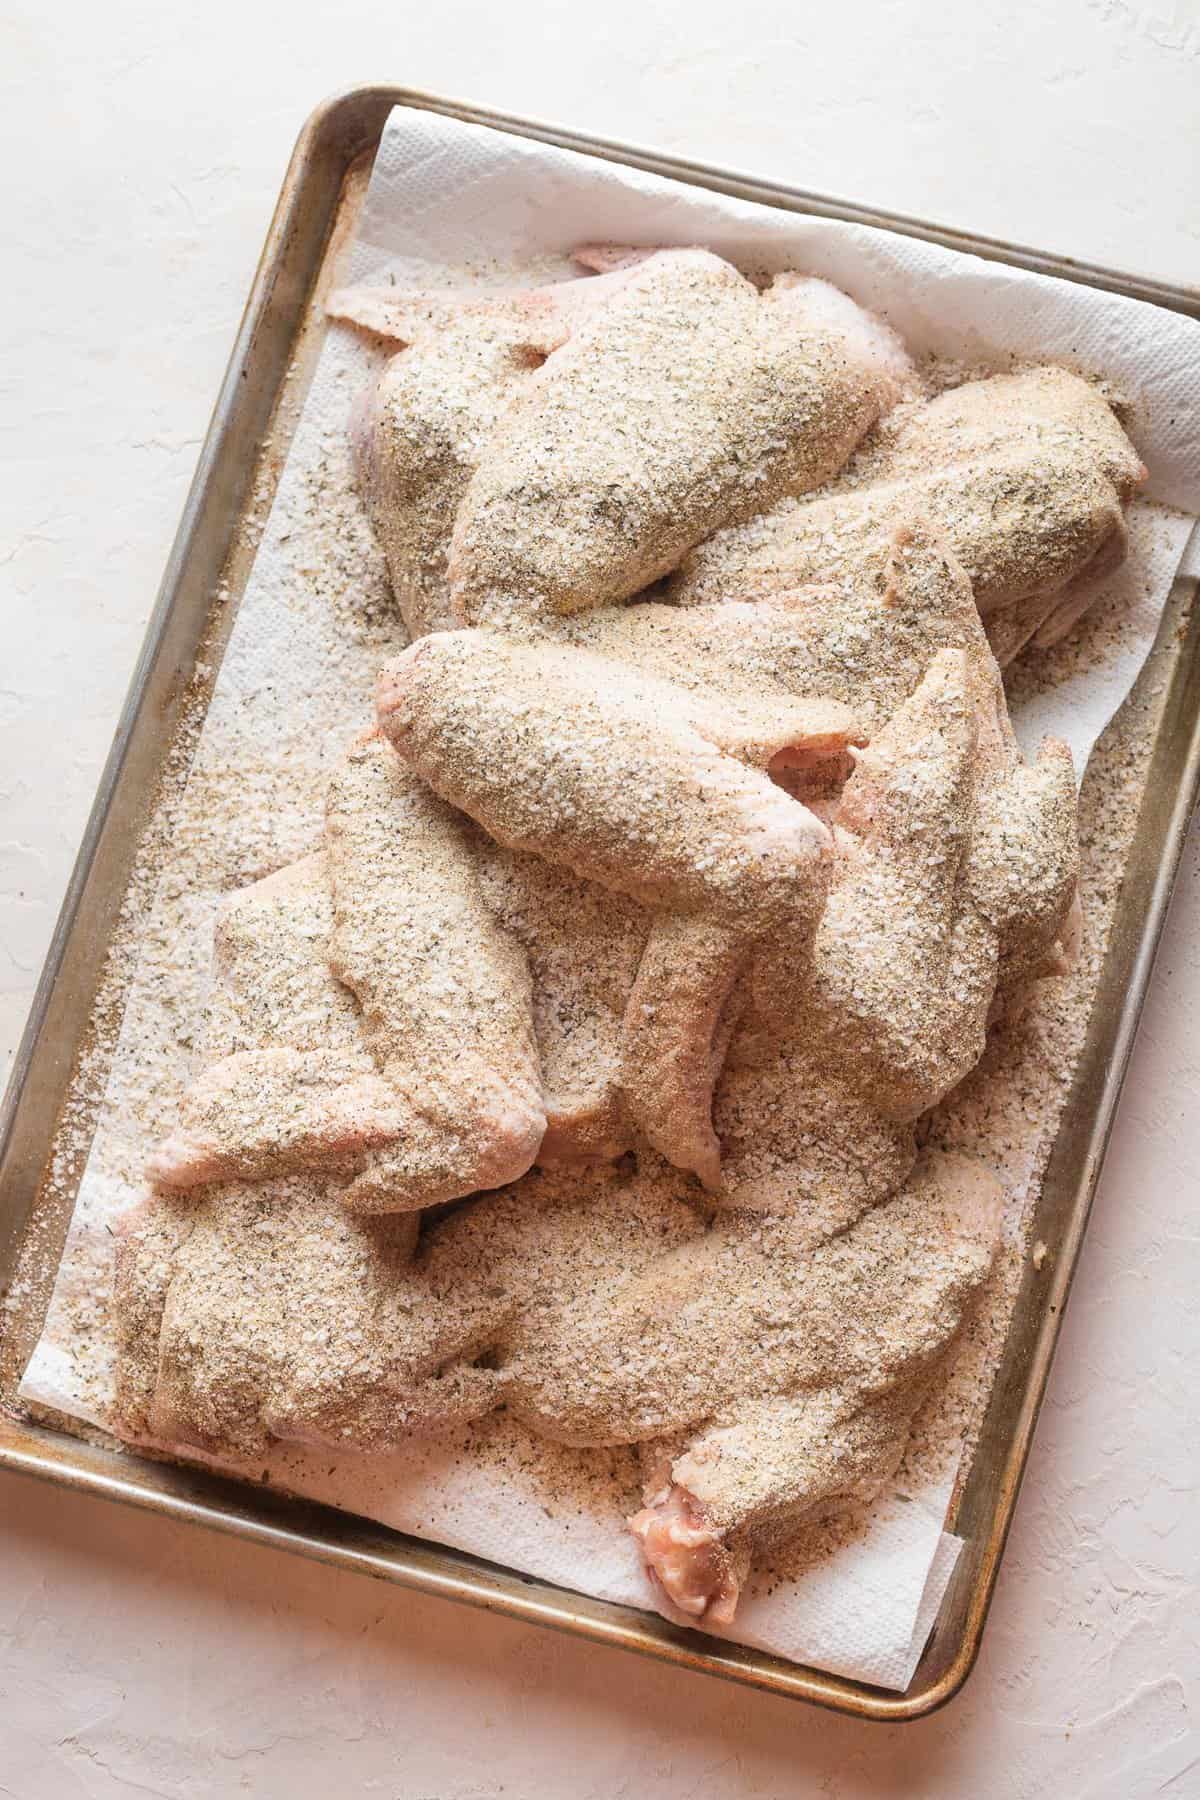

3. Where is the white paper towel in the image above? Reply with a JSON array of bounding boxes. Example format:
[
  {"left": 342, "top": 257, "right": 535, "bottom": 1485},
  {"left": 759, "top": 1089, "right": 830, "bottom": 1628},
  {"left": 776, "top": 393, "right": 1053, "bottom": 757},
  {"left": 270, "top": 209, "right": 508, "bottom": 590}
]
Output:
[
  {"left": 19, "top": 105, "right": 1200, "bottom": 1693},
  {"left": 350, "top": 110, "right": 1200, "bottom": 511}
]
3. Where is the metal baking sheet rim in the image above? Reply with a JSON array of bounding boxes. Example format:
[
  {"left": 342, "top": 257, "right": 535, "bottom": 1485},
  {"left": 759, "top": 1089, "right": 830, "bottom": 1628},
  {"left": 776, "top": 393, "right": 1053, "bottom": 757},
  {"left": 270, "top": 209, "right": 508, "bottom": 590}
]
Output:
[{"left": 2, "top": 85, "right": 1199, "bottom": 1722}]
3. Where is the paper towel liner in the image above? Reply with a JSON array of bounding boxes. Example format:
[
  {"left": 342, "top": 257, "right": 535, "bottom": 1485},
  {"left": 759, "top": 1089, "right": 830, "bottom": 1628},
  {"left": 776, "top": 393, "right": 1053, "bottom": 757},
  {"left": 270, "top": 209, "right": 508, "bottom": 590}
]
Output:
[{"left": 19, "top": 105, "right": 1200, "bottom": 1693}]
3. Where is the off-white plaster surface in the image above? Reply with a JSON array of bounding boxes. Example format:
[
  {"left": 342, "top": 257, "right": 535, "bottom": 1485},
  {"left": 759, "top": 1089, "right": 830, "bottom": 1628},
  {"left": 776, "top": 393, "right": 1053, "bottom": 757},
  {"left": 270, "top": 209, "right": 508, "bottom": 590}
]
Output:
[{"left": 3, "top": 3, "right": 1199, "bottom": 1793}]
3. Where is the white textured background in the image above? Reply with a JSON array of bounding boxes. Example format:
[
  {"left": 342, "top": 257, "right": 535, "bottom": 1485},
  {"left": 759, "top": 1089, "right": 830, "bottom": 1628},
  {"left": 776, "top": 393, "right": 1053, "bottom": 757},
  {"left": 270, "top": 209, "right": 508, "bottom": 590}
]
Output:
[{"left": 2, "top": 3, "right": 1199, "bottom": 1794}]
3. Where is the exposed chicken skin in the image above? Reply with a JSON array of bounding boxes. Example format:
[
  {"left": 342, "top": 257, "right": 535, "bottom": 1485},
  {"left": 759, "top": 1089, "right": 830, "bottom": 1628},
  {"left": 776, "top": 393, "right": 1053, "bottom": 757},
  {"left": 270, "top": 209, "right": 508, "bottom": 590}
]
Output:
[
  {"left": 628, "top": 1484, "right": 742, "bottom": 1624},
  {"left": 671, "top": 366, "right": 1146, "bottom": 665},
  {"left": 630, "top": 1389, "right": 916, "bottom": 1625},
  {"left": 327, "top": 255, "right": 651, "bottom": 358},
  {"left": 376, "top": 629, "right": 860, "bottom": 1181}
]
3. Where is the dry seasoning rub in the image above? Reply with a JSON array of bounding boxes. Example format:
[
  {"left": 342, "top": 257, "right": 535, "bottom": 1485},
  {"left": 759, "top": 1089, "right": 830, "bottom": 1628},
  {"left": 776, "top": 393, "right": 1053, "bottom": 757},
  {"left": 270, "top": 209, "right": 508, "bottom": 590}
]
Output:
[{"left": 671, "top": 364, "right": 1147, "bottom": 665}]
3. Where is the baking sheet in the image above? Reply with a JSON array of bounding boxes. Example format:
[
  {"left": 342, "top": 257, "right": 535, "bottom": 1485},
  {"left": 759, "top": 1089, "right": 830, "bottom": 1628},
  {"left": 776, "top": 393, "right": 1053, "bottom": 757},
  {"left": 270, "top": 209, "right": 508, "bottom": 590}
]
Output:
[{"left": 7, "top": 94, "right": 1200, "bottom": 1699}]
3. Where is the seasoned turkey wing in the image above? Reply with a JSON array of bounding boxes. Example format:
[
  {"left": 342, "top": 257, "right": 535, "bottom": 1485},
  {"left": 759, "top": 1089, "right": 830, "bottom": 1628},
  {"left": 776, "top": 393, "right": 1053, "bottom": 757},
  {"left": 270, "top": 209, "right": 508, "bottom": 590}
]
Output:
[
  {"left": 715, "top": 539, "right": 1078, "bottom": 1227},
  {"left": 331, "top": 248, "right": 913, "bottom": 635},
  {"left": 446, "top": 250, "right": 913, "bottom": 626},
  {"left": 112, "top": 1183, "right": 498, "bottom": 1455},
  {"left": 477, "top": 843, "right": 648, "bottom": 1165},
  {"left": 325, "top": 733, "right": 546, "bottom": 1211},
  {"left": 112, "top": 1162, "right": 705, "bottom": 1457},
  {"left": 376, "top": 630, "right": 854, "bottom": 927},
  {"left": 626, "top": 1154, "right": 1003, "bottom": 1622},
  {"left": 670, "top": 365, "right": 1146, "bottom": 664}
]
